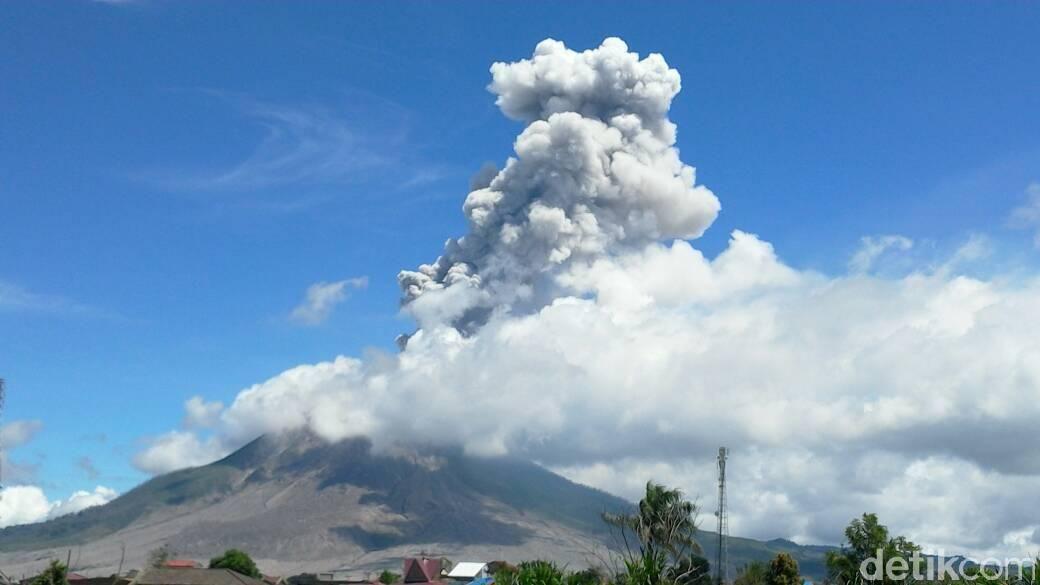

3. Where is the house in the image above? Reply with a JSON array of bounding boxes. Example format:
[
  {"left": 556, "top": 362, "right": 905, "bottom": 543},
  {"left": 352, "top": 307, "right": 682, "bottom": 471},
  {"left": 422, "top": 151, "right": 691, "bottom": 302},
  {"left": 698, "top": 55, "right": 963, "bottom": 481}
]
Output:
[
  {"left": 131, "top": 568, "right": 268, "bottom": 585},
  {"left": 164, "top": 561, "right": 203, "bottom": 570},
  {"left": 401, "top": 558, "right": 444, "bottom": 585},
  {"left": 315, "top": 571, "right": 375, "bottom": 585},
  {"left": 445, "top": 564, "right": 489, "bottom": 583},
  {"left": 71, "top": 577, "right": 124, "bottom": 585}
]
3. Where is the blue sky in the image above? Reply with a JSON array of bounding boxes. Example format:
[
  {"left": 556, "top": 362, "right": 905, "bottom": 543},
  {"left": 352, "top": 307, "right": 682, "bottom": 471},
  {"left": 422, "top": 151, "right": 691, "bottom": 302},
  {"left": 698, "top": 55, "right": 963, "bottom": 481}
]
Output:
[{"left": 2, "top": 1, "right": 1040, "bottom": 509}]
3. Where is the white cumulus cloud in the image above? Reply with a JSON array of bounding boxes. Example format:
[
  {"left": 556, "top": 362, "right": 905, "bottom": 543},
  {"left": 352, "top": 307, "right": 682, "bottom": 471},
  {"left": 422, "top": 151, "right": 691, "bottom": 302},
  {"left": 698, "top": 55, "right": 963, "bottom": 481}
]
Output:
[
  {"left": 0, "top": 485, "right": 118, "bottom": 529},
  {"left": 183, "top": 395, "right": 225, "bottom": 429},
  {"left": 132, "top": 430, "right": 230, "bottom": 475},
  {"left": 130, "top": 39, "right": 1040, "bottom": 559}
]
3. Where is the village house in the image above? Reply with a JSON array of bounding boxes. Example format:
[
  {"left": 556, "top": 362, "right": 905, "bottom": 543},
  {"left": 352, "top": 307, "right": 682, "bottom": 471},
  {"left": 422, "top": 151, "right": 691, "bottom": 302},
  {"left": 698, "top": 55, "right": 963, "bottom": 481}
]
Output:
[
  {"left": 130, "top": 568, "right": 268, "bottom": 585},
  {"left": 444, "top": 564, "right": 489, "bottom": 584}
]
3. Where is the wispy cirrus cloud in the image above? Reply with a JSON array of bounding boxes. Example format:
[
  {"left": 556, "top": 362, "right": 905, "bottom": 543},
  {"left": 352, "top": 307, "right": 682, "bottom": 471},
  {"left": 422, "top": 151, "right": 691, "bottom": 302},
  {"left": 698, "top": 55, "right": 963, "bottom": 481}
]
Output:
[
  {"left": 1, "top": 420, "right": 44, "bottom": 484},
  {"left": 1009, "top": 182, "right": 1040, "bottom": 247},
  {"left": 141, "top": 92, "right": 452, "bottom": 195},
  {"left": 289, "top": 277, "right": 368, "bottom": 326},
  {"left": 849, "top": 234, "right": 914, "bottom": 273},
  {"left": 0, "top": 280, "right": 117, "bottom": 319},
  {"left": 77, "top": 456, "right": 101, "bottom": 481}
]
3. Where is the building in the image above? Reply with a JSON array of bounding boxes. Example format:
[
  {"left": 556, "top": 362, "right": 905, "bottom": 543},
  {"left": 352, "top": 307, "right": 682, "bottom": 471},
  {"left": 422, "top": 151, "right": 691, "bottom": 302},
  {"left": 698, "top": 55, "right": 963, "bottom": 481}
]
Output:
[
  {"left": 315, "top": 571, "right": 375, "bottom": 585},
  {"left": 132, "top": 568, "right": 268, "bottom": 585},
  {"left": 401, "top": 558, "right": 444, "bottom": 585},
  {"left": 164, "top": 562, "right": 203, "bottom": 570},
  {"left": 445, "top": 564, "right": 489, "bottom": 583}
]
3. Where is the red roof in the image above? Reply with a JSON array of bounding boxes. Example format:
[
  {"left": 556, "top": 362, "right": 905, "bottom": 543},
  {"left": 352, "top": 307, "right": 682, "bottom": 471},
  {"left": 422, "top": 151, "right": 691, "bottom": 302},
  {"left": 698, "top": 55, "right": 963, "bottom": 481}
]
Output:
[
  {"left": 68, "top": 573, "right": 88, "bottom": 581},
  {"left": 165, "top": 560, "right": 203, "bottom": 569},
  {"left": 402, "top": 559, "right": 441, "bottom": 584}
]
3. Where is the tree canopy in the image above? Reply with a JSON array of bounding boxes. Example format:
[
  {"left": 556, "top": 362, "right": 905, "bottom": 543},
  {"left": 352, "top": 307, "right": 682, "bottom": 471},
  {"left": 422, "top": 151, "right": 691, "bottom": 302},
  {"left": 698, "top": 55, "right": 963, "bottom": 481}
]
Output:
[
  {"left": 766, "top": 554, "right": 799, "bottom": 585},
  {"left": 603, "top": 481, "right": 709, "bottom": 585},
  {"left": 209, "top": 549, "right": 261, "bottom": 578},
  {"left": 31, "top": 560, "right": 69, "bottom": 585},
  {"left": 734, "top": 562, "right": 768, "bottom": 585},
  {"left": 825, "top": 514, "right": 919, "bottom": 585}
]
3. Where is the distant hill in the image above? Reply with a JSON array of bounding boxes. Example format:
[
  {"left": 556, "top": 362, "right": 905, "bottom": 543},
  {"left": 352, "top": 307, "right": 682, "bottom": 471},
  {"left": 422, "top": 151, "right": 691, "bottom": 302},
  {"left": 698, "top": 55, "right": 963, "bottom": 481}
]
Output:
[{"left": 0, "top": 432, "right": 835, "bottom": 579}]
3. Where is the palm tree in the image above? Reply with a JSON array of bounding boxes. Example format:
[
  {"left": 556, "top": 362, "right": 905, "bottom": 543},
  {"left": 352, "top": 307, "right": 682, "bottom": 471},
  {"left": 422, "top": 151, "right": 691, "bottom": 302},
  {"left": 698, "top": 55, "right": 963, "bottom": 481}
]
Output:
[
  {"left": 603, "top": 482, "right": 706, "bottom": 585},
  {"left": 604, "top": 481, "right": 702, "bottom": 562}
]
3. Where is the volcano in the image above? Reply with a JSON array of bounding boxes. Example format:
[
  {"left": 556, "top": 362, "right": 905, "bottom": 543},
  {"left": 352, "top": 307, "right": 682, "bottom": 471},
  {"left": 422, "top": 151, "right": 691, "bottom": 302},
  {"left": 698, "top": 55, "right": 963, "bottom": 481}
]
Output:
[
  {"left": 0, "top": 432, "right": 631, "bottom": 575},
  {"left": 0, "top": 433, "right": 832, "bottom": 579}
]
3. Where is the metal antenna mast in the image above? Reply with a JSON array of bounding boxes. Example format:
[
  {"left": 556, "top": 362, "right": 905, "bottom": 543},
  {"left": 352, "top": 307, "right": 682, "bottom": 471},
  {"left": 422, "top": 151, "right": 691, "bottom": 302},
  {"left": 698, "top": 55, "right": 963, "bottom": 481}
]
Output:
[{"left": 715, "top": 447, "right": 729, "bottom": 585}]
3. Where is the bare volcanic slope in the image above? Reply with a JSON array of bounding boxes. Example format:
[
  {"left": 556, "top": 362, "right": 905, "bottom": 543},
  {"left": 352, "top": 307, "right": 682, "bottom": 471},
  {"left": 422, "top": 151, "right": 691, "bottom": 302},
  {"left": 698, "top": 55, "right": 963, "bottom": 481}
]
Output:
[
  {"left": 0, "top": 432, "right": 633, "bottom": 574},
  {"left": 0, "top": 433, "right": 834, "bottom": 578}
]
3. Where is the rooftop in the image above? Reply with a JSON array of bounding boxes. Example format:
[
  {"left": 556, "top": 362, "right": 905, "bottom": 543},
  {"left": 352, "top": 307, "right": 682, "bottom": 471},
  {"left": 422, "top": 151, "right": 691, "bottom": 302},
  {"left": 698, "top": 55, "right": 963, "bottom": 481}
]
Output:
[{"left": 134, "top": 568, "right": 267, "bottom": 585}]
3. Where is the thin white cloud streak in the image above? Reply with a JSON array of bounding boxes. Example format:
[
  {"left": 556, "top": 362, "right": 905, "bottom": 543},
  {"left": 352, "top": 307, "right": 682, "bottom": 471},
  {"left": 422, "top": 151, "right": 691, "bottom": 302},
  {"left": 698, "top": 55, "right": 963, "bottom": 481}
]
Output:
[
  {"left": 1, "top": 420, "right": 43, "bottom": 484},
  {"left": 142, "top": 93, "right": 449, "bottom": 194},
  {"left": 849, "top": 234, "right": 913, "bottom": 273},
  {"left": 77, "top": 456, "right": 101, "bottom": 481},
  {"left": 0, "top": 281, "right": 110, "bottom": 317},
  {"left": 1, "top": 420, "right": 43, "bottom": 448},
  {"left": 1009, "top": 182, "right": 1040, "bottom": 247},
  {"left": 289, "top": 277, "right": 368, "bottom": 326}
]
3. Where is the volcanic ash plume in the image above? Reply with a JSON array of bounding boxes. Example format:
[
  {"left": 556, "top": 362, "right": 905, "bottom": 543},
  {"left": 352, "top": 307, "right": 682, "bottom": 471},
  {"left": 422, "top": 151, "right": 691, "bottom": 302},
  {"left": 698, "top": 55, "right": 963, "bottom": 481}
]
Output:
[
  {"left": 133, "top": 37, "right": 1040, "bottom": 557},
  {"left": 397, "top": 38, "right": 720, "bottom": 334}
]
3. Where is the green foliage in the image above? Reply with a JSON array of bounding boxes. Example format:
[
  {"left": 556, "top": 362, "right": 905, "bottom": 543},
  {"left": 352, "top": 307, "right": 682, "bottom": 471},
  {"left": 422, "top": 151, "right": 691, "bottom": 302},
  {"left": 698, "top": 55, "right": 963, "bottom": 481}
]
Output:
[
  {"left": 604, "top": 482, "right": 701, "bottom": 564},
  {"left": 209, "top": 549, "right": 261, "bottom": 578},
  {"left": 825, "top": 514, "right": 919, "bottom": 585},
  {"left": 625, "top": 551, "right": 670, "bottom": 585},
  {"left": 767, "top": 554, "right": 799, "bottom": 585},
  {"left": 147, "top": 544, "right": 174, "bottom": 569},
  {"left": 566, "top": 568, "right": 604, "bottom": 585},
  {"left": 378, "top": 571, "right": 400, "bottom": 585},
  {"left": 495, "top": 563, "right": 606, "bottom": 585},
  {"left": 735, "top": 562, "right": 768, "bottom": 585},
  {"left": 495, "top": 566, "right": 518, "bottom": 585},
  {"left": 603, "top": 482, "right": 706, "bottom": 585},
  {"left": 31, "top": 560, "right": 69, "bottom": 585},
  {"left": 668, "top": 556, "right": 711, "bottom": 585},
  {"left": 514, "top": 561, "right": 565, "bottom": 585}
]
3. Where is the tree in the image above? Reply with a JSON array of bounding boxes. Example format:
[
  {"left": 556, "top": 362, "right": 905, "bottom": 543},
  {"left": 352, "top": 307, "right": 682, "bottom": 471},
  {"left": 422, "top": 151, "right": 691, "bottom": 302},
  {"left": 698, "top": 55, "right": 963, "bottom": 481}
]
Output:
[
  {"left": 825, "top": 514, "right": 920, "bottom": 585},
  {"left": 31, "top": 561, "right": 69, "bottom": 585},
  {"left": 667, "top": 556, "right": 711, "bottom": 585},
  {"left": 566, "top": 568, "right": 605, "bottom": 585},
  {"left": 734, "top": 562, "right": 768, "bottom": 585},
  {"left": 495, "top": 565, "right": 519, "bottom": 585},
  {"left": 209, "top": 549, "right": 261, "bottom": 578},
  {"left": 147, "top": 544, "right": 174, "bottom": 569},
  {"left": 766, "top": 554, "right": 799, "bottom": 585},
  {"left": 514, "top": 561, "right": 565, "bottom": 585},
  {"left": 378, "top": 571, "right": 400, "bottom": 585},
  {"left": 602, "top": 482, "right": 707, "bottom": 585},
  {"left": 604, "top": 482, "right": 702, "bottom": 564}
]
